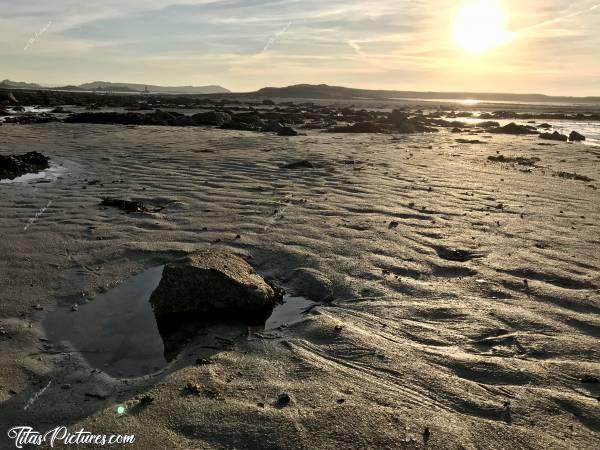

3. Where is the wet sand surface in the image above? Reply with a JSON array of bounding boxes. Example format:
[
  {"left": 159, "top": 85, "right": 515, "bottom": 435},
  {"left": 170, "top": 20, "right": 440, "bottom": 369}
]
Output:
[{"left": 0, "top": 121, "right": 598, "bottom": 449}]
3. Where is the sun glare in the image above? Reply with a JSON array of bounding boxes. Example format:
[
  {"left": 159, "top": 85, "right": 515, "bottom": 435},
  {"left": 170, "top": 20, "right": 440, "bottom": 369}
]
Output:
[{"left": 453, "top": 0, "right": 514, "bottom": 54}]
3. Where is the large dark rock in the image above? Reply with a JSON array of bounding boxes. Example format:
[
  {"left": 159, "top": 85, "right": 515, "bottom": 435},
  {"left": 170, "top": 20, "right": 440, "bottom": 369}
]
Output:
[
  {"left": 277, "top": 126, "right": 298, "bottom": 136},
  {"left": 149, "top": 249, "right": 282, "bottom": 324},
  {"left": 221, "top": 120, "right": 261, "bottom": 131},
  {"left": 100, "top": 198, "right": 146, "bottom": 213},
  {"left": 232, "top": 112, "right": 263, "bottom": 126},
  {"left": 0, "top": 151, "right": 50, "bottom": 180},
  {"left": 261, "top": 120, "right": 285, "bottom": 133},
  {"left": 477, "top": 121, "right": 501, "bottom": 129},
  {"left": 569, "top": 131, "right": 586, "bottom": 142},
  {"left": 191, "top": 111, "right": 231, "bottom": 126},
  {"left": 489, "top": 123, "right": 538, "bottom": 135},
  {"left": 388, "top": 109, "right": 409, "bottom": 125},
  {"left": 539, "top": 131, "right": 568, "bottom": 142},
  {"left": 66, "top": 110, "right": 178, "bottom": 126}
]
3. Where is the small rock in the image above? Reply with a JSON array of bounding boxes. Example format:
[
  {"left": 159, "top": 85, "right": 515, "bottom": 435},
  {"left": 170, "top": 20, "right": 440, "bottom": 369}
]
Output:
[
  {"left": 423, "top": 427, "right": 431, "bottom": 444},
  {"left": 185, "top": 383, "right": 202, "bottom": 395},
  {"left": 139, "top": 395, "right": 154, "bottom": 405},
  {"left": 277, "top": 393, "right": 291, "bottom": 406},
  {"left": 282, "top": 160, "right": 313, "bottom": 170}
]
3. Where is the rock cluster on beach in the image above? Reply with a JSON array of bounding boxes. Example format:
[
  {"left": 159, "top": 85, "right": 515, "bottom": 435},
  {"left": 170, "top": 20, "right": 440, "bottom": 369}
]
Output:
[
  {"left": 0, "top": 151, "right": 49, "bottom": 180},
  {"left": 0, "top": 93, "right": 592, "bottom": 142}
]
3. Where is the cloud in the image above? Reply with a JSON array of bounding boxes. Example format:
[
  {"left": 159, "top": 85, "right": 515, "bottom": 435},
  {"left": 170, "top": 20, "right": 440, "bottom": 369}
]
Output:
[{"left": 0, "top": 0, "right": 598, "bottom": 94}]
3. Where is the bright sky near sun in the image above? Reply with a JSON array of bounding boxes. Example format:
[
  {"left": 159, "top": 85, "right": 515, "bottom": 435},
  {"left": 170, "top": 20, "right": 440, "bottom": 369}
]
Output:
[{"left": 0, "top": 0, "right": 599, "bottom": 95}]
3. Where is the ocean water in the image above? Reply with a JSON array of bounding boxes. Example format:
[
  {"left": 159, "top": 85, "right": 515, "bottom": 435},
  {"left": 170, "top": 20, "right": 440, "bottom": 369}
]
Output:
[{"left": 452, "top": 116, "right": 600, "bottom": 146}]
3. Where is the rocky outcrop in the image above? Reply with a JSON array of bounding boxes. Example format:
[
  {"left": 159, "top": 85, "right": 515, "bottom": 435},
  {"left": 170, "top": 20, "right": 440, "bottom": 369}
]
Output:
[
  {"left": 539, "top": 131, "right": 568, "bottom": 142},
  {"left": 277, "top": 126, "right": 299, "bottom": 136},
  {"left": 65, "top": 110, "right": 178, "bottom": 126},
  {"left": 569, "top": 131, "right": 586, "bottom": 142},
  {"left": 329, "top": 122, "right": 387, "bottom": 133},
  {"left": 0, "top": 151, "right": 50, "bottom": 180},
  {"left": 100, "top": 198, "right": 146, "bottom": 213},
  {"left": 149, "top": 249, "right": 283, "bottom": 324},
  {"left": 489, "top": 123, "right": 538, "bottom": 135},
  {"left": 477, "top": 121, "right": 501, "bottom": 129},
  {"left": 191, "top": 111, "right": 231, "bottom": 126},
  {"left": 221, "top": 120, "right": 261, "bottom": 131}
]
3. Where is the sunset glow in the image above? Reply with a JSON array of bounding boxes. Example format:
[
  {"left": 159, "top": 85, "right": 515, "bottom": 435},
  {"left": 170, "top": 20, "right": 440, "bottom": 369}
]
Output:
[{"left": 453, "top": 0, "right": 515, "bottom": 54}]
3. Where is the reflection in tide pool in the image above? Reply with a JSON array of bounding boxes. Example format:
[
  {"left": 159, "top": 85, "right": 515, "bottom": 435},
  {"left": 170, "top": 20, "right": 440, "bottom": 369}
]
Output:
[
  {"left": 44, "top": 265, "right": 315, "bottom": 378},
  {"left": 0, "top": 164, "right": 66, "bottom": 184}
]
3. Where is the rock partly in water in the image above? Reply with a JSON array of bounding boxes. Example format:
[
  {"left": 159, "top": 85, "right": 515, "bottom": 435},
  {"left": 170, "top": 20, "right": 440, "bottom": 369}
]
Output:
[
  {"left": 489, "top": 123, "right": 538, "bottom": 135},
  {"left": 569, "top": 131, "right": 586, "bottom": 142},
  {"left": 149, "top": 249, "right": 283, "bottom": 324},
  {"left": 0, "top": 151, "right": 50, "bottom": 180},
  {"left": 329, "top": 122, "right": 386, "bottom": 133},
  {"left": 488, "top": 155, "right": 540, "bottom": 166},
  {"left": 539, "top": 131, "right": 568, "bottom": 142},
  {"left": 282, "top": 160, "right": 314, "bottom": 169},
  {"left": 220, "top": 120, "right": 262, "bottom": 131},
  {"left": 277, "top": 126, "right": 299, "bottom": 136},
  {"left": 3, "top": 113, "right": 59, "bottom": 125},
  {"left": 100, "top": 198, "right": 147, "bottom": 213},
  {"left": 191, "top": 111, "right": 231, "bottom": 126},
  {"left": 476, "top": 121, "right": 501, "bottom": 129},
  {"left": 66, "top": 110, "right": 177, "bottom": 126}
]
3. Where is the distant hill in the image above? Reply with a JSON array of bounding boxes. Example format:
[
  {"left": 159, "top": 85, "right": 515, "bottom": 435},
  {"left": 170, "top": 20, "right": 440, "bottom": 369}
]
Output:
[
  {"left": 0, "top": 79, "right": 43, "bottom": 90},
  {"left": 0, "top": 79, "right": 230, "bottom": 94},
  {"left": 78, "top": 81, "right": 230, "bottom": 94},
  {"left": 252, "top": 84, "right": 600, "bottom": 104}
]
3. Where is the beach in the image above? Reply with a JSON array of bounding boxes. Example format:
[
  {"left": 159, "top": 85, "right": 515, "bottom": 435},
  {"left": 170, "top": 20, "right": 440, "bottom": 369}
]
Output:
[{"left": 0, "top": 107, "right": 599, "bottom": 449}]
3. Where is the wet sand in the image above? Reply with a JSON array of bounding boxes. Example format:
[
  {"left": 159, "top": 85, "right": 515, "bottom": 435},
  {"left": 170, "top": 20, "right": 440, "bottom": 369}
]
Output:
[{"left": 0, "top": 120, "right": 598, "bottom": 449}]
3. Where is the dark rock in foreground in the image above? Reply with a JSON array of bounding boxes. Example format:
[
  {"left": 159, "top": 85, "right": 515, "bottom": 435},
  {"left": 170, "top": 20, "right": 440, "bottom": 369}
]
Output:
[
  {"left": 100, "top": 198, "right": 146, "bottom": 213},
  {"left": 569, "top": 131, "right": 585, "bottom": 142},
  {"left": 456, "top": 139, "right": 485, "bottom": 144},
  {"left": 191, "top": 111, "right": 231, "bottom": 126},
  {"left": 149, "top": 249, "right": 282, "bottom": 324},
  {"left": 539, "top": 131, "right": 568, "bottom": 142},
  {"left": 489, "top": 123, "right": 538, "bottom": 135},
  {"left": 0, "top": 151, "right": 50, "bottom": 180},
  {"left": 282, "top": 160, "right": 314, "bottom": 169},
  {"left": 277, "top": 126, "right": 299, "bottom": 136},
  {"left": 66, "top": 110, "right": 180, "bottom": 126},
  {"left": 3, "top": 113, "right": 59, "bottom": 125}
]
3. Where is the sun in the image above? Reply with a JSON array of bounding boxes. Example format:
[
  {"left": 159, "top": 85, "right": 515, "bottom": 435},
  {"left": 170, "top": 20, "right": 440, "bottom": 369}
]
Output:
[{"left": 453, "top": 0, "right": 514, "bottom": 54}]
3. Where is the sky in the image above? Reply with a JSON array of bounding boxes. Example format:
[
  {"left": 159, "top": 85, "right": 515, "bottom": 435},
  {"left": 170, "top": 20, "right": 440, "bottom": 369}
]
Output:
[{"left": 1, "top": 0, "right": 599, "bottom": 96}]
